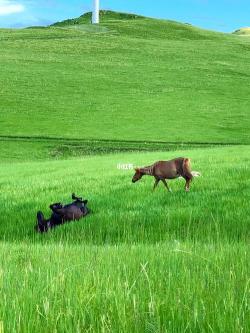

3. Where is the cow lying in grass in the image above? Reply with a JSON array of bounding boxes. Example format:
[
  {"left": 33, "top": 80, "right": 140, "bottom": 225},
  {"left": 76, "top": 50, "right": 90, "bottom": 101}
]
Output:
[
  {"left": 35, "top": 194, "right": 89, "bottom": 233},
  {"left": 132, "top": 157, "right": 200, "bottom": 192}
]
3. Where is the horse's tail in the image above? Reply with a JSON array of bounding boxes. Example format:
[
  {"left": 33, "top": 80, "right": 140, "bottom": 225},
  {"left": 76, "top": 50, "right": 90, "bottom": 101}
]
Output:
[
  {"left": 182, "top": 158, "right": 193, "bottom": 179},
  {"left": 191, "top": 171, "right": 201, "bottom": 177}
]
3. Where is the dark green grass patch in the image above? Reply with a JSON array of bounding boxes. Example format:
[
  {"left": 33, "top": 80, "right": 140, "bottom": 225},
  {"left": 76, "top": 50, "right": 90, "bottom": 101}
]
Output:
[{"left": 0, "top": 136, "right": 222, "bottom": 161}]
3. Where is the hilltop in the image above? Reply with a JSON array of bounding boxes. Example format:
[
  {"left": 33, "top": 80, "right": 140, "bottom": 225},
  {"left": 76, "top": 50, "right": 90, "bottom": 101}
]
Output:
[
  {"left": 0, "top": 11, "right": 249, "bottom": 145},
  {"left": 233, "top": 27, "right": 250, "bottom": 35},
  {"left": 50, "top": 10, "right": 225, "bottom": 41},
  {"left": 51, "top": 10, "right": 145, "bottom": 26}
]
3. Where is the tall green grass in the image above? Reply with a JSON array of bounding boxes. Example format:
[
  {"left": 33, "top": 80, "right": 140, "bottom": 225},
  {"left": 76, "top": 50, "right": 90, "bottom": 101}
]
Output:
[
  {"left": 0, "top": 146, "right": 249, "bottom": 331},
  {"left": 0, "top": 146, "right": 249, "bottom": 244},
  {"left": 0, "top": 242, "right": 249, "bottom": 332}
]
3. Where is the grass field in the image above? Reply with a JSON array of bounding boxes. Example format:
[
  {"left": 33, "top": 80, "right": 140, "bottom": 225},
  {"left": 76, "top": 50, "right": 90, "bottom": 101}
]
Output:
[
  {"left": 0, "top": 145, "right": 249, "bottom": 244},
  {"left": 0, "top": 11, "right": 250, "bottom": 143},
  {"left": 0, "top": 242, "right": 249, "bottom": 333},
  {"left": 0, "top": 145, "right": 249, "bottom": 332},
  {"left": 0, "top": 11, "right": 249, "bottom": 333}
]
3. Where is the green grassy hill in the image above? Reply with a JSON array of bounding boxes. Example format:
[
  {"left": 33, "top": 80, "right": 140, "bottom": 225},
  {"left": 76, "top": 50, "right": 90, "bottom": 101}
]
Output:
[{"left": 0, "top": 11, "right": 249, "bottom": 144}]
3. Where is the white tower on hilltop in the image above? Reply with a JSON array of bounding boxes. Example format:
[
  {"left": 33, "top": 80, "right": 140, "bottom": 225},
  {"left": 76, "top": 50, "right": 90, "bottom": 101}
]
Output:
[{"left": 92, "top": 0, "right": 100, "bottom": 24}]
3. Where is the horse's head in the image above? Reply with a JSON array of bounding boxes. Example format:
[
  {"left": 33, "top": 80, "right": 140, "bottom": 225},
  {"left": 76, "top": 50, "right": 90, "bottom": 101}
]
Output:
[{"left": 132, "top": 168, "right": 143, "bottom": 183}]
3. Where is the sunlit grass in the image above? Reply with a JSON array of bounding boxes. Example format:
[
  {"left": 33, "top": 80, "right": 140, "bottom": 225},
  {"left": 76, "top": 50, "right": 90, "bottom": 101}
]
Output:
[
  {"left": 0, "top": 145, "right": 249, "bottom": 331},
  {"left": 0, "top": 16, "right": 249, "bottom": 143},
  {"left": 0, "top": 242, "right": 249, "bottom": 332}
]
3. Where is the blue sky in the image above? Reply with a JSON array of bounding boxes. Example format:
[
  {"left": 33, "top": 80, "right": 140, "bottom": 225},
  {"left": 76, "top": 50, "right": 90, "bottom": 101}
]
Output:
[{"left": 0, "top": 0, "right": 249, "bottom": 32}]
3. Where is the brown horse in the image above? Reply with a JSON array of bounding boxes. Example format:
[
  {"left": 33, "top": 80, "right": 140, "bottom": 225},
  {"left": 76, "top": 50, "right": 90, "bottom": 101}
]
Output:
[{"left": 132, "top": 157, "right": 200, "bottom": 192}]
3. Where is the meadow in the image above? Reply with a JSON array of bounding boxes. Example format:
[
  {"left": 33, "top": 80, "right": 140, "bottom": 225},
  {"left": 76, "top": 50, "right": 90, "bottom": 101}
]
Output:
[
  {"left": 0, "top": 145, "right": 249, "bottom": 332},
  {"left": 0, "top": 145, "right": 249, "bottom": 244},
  {"left": 0, "top": 11, "right": 249, "bottom": 333}
]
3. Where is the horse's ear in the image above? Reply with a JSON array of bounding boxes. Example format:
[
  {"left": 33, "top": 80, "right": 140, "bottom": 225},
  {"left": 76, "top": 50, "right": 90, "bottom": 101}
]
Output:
[{"left": 134, "top": 167, "right": 139, "bottom": 172}]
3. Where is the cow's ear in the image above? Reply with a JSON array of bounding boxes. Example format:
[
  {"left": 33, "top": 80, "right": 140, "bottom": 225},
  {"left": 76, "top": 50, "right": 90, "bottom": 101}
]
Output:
[
  {"left": 83, "top": 200, "right": 88, "bottom": 205},
  {"left": 134, "top": 168, "right": 139, "bottom": 171}
]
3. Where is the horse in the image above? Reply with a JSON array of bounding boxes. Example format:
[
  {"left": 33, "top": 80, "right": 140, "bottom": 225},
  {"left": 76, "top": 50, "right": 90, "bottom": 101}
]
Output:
[
  {"left": 132, "top": 157, "right": 200, "bottom": 192},
  {"left": 35, "top": 193, "right": 89, "bottom": 233}
]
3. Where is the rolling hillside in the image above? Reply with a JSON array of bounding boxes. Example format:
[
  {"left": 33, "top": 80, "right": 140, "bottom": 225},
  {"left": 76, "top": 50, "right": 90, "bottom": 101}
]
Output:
[{"left": 0, "top": 11, "right": 249, "bottom": 145}]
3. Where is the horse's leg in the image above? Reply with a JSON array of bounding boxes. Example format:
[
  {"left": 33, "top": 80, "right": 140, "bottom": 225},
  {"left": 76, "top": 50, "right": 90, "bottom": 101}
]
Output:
[
  {"left": 36, "top": 211, "right": 49, "bottom": 232},
  {"left": 153, "top": 178, "right": 160, "bottom": 191},
  {"left": 185, "top": 178, "right": 192, "bottom": 192},
  {"left": 161, "top": 179, "right": 172, "bottom": 192}
]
